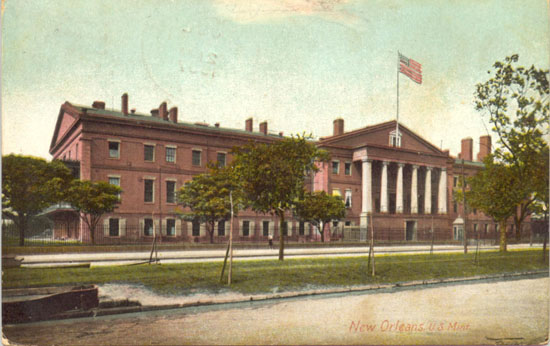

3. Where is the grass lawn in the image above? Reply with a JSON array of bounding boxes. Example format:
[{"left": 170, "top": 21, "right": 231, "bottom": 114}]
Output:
[{"left": 3, "top": 249, "right": 548, "bottom": 295}]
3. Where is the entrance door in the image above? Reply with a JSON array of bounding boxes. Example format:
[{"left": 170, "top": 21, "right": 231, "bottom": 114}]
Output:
[{"left": 406, "top": 221, "right": 416, "bottom": 241}]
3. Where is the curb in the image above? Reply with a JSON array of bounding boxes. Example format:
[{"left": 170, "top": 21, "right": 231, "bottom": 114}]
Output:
[{"left": 40, "top": 270, "right": 549, "bottom": 322}]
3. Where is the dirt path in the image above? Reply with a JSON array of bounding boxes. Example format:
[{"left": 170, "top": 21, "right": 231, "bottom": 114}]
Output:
[{"left": 4, "top": 277, "right": 548, "bottom": 345}]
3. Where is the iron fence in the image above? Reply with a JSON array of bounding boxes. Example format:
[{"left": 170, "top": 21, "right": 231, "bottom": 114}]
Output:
[{"left": 1, "top": 221, "right": 544, "bottom": 247}]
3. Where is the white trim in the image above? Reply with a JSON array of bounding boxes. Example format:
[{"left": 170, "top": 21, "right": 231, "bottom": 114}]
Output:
[
  {"left": 144, "top": 178, "right": 155, "bottom": 203},
  {"left": 192, "top": 149, "right": 202, "bottom": 166},
  {"left": 165, "top": 179, "right": 177, "bottom": 204},
  {"left": 175, "top": 219, "right": 182, "bottom": 236},
  {"left": 107, "top": 140, "right": 121, "bottom": 159},
  {"left": 216, "top": 151, "right": 227, "bottom": 167},
  {"left": 165, "top": 145, "right": 177, "bottom": 163},
  {"left": 332, "top": 160, "right": 340, "bottom": 175},
  {"left": 344, "top": 161, "right": 352, "bottom": 176},
  {"left": 345, "top": 188, "right": 352, "bottom": 208},
  {"left": 144, "top": 143, "right": 156, "bottom": 162}
]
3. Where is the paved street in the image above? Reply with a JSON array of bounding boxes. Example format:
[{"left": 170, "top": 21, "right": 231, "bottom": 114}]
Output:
[
  {"left": 3, "top": 277, "right": 548, "bottom": 345},
  {"left": 17, "top": 243, "right": 543, "bottom": 267}
]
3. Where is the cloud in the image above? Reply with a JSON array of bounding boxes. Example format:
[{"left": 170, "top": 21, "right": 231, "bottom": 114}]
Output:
[{"left": 213, "top": 0, "right": 366, "bottom": 29}]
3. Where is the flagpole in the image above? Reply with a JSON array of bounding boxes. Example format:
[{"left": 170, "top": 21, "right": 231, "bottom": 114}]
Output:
[{"left": 396, "top": 51, "right": 400, "bottom": 140}]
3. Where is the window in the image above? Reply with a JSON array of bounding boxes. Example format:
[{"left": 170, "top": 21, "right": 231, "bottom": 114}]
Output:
[
  {"left": 332, "top": 161, "right": 339, "bottom": 174},
  {"left": 297, "top": 221, "right": 304, "bottom": 236},
  {"left": 166, "top": 147, "right": 176, "bottom": 163},
  {"left": 389, "top": 130, "right": 402, "bottom": 147},
  {"left": 453, "top": 201, "right": 458, "bottom": 213},
  {"left": 166, "top": 219, "right": 176, "bottom": 236},
  {"left": 263, "top": 221, "right": 269, "bottom": 236},
  {"left": 484, "top": 224, "right": 488, "bottom": 236},
  {"left": 345, "top": 189, "right": 352, "bottom": 208},
  {"left": 144, "top": 179, "right": 154, "bottom": 203},
  {"left": 242, "top": 221, "right": 250, "bottom": 237},
  {"left": 109, "top": 176, "right": 121, "bottom": 199},
  {"left": 281, "top": 221, "right": 288, "bottom": 236},
  {"left": 217, "top": 153, "right": 226, "bottom": 167},
  {"left": 473, "top": 208, "right": 477, "bottom": 215},
  {"left": 218, "top": 220, "right": 225, "bottom": 236},
  {"left": 144, "top": 218, "right": 153, "bottom": 236},
  {"left": 192, "top": 150, "right": 201, "bottom": 166},
  {"left": 109, "top": 218, "right": 119, "bottom": 237},
  {"left": 453, "top": 176, "right": 459, "bottom": 188},
  {"left": 332, "top": 221, "right": 339, "bottom": 228},
  {"left": 76, "top": 144, "right": 79, "bottom": 160},
  {"left": 345, "top": 162, "right": 352, "bottom": 176},
  {"left": 109, "top": 141, "right": 120, "bottom": 158},
  {"left": 192, "top": 220, "right": 200, "bottom": 236},
  {"left": 332, "top": 189, "right": 341, "bottom": 197},
  {"left": 144, "top": 145, "right": 155, "bottom": 162},
  {"left": 166, "top": 181, "right": 176, "bottom": 204},
  {"left": 345, "top": 221, "right": 351, "bottom": 226},
  {"left": 473, "top": 223, "right": 478, "bottom": 234}
]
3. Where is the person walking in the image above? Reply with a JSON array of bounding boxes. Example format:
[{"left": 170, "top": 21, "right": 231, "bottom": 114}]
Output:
[{"left": 268, "top": 234, "right": 273, "bottom": 249}]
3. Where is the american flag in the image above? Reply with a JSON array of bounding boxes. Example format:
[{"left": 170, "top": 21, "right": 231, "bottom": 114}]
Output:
[{"left": 399, "top": 53, "right": 422, "bottom": 84}]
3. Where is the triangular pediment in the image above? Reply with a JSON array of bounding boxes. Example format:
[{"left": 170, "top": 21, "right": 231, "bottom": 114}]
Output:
[
  {"left": 319, "top": 120, "right": 445, "bottom": 155},
  {"left": 49, "top": 103, "right": 80, "bottom": 153}
]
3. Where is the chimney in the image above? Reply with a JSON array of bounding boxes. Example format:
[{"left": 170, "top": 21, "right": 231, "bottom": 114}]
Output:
[
  {"left": 215, "top": 122, "right": 220, "bottom": 128},
  {"left": 279, "top": 131, "right": 284, "bottom": 137},
  {"left": 131, "top": 108, "right": 136, "bottom": 114},
  {"left": 259, "top": 121, "right": 268, "bottom": 135},
  {"left": 159, "top": 102, "right": 168, "bottom": 120},
  {"left": 461, "top": 137, "right": 473, "bottom": 161},
  {"left": 169, "top": 107, "right": 178, "bottom": 123},
  {"left": 121, "top": 93, "right": 128, "bottom": 115},
  {"left": 245, "top": 117, "right": 253, "bottom": 132},
  {"left": 92, "top": 101, "right": 105, "bottom": 109},
  {"left": 477, "top": 135, "right": 492, "bottom": 161},
  {"left": 333, "top": 118, "right": 344, "bottom": 136},
  {"left": 151, "top": 108, "right": 159, "bottom": 117}
]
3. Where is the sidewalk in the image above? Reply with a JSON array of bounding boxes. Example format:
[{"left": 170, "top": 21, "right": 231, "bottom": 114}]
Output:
[{"left": 17, "top": 243, "right": 543, "bottom": 267}]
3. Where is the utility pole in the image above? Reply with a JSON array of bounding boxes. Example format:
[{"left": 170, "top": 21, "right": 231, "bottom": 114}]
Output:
[
  {"left": 461, "top": 159, "right": 468, "bottom": 254},
  {"left": 430, "top": 215, "right": 434, "bottom": 255},
  {"left": 228, "top": 191, "right": 234, "bottom": 285}
]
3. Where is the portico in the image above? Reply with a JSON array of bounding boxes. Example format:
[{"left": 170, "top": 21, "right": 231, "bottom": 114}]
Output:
[{"left": 354, "top": 149, "right": 448, "bottom": 228}]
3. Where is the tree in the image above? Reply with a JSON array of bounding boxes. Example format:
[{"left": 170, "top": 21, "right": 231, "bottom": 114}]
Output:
[
  {"left": 463, "top": 157, "right": 522, "bottom": 252},
  {"left": 66, "top": 180, "right": 121, "bottom": 245},
  {"left": 232, "top": 135, "right": 329, "bottom": 260},
  {"left": 2, "top": 155, "right": 73, "bottom": 246},
  {"left": 474, "top": 54, "right": 549, "bottom": 240},
  {"left": 178, "top": 165, "right": 239, "bottom": 244},
  {"left": 294, "top": 191, "right": 346, "bottom": 242}
]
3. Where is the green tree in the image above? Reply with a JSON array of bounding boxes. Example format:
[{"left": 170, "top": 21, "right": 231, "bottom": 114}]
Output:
[
  {"left": 232, "top": 135, "right": 329, "bottom": 260},
  {"left": 474, "top": 54, "right": 549, "bottom": 240},
  {"left": 178, "top": 165, "right": 240, "bottom": 244},
  {"left": 294, "top": 191, "right": 346, "bottom": 242},
  {"left": 463, "top": 157, "right": 521, "bottom": 252},
  {"left": 66, "top": 180, "right": 121, "bottom": 244},
  {"left": 2, "top": 155, "right": 73, "bottom": 246}
]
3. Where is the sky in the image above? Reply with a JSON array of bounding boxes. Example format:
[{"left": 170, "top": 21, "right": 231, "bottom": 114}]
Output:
[{"left": 2, "top": 0, "right": 549, "bottom": 159}]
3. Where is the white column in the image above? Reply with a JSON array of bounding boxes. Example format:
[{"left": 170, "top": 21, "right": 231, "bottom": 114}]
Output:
[
  {"left": 380, "top": 161, "right": 389, "bottom": 213},
  {"left": 438, "top": 167, "right": 447, "bottom": 214},
  {"left": 396, "top": 163, "right": 404, "bottom": 213},
  {"left": 411, "top": 165, "right": 418, "bottom": 214},
  {"left": 360, "top": 158, "right": 372, "bottom": 227},
  {"left": 424, "top": 166, "right": 432, "bottom": 214}
]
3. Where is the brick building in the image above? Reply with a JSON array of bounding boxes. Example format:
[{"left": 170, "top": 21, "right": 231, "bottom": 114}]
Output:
[{"left": 48, "top": 93, "right": 515, "bottom": 244}]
